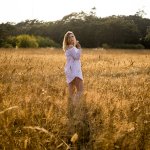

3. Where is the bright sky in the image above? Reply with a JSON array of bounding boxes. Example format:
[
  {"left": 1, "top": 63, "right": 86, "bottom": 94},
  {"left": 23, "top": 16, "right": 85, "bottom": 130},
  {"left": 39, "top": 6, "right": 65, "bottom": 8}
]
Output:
[{"left": 0, "top": 0, "right": 150, "bottom": 23}]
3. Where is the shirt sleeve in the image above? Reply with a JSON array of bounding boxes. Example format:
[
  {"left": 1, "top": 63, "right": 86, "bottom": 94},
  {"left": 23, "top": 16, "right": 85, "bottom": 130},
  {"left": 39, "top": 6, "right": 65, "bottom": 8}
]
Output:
[{"left": 65, "top": 47, "right": 81, "bottom": 60}]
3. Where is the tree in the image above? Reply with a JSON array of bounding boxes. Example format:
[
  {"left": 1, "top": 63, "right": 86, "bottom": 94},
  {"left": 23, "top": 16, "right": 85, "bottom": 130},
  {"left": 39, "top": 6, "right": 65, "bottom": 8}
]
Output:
[
  {"left": 16, "top": 35, "right": 38, "bottom": 48},
  {"left": 36, "top": 36, "right": 60, "bottom": 48},
  {"left": 135, "top": 9, "right": 147, "bottom": 18},
  {"left": 144, "top": 27, "right": 150, "bottom": 48},
  {"left": 0, "top": 11, "right": 150, "bottom": 48},
  {"left": 0, "top": 23, "right": 16, "bottom": 47}
]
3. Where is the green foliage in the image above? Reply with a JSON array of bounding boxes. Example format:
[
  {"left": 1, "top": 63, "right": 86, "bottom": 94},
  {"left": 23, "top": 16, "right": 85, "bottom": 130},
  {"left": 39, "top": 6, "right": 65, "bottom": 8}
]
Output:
[
  {"left": 36, "top": 36, "right": 50, "bottom": 47},
  {"left": 3, "top": 35, "right": 60, "bottom": 48},
  {"left": 145, "top": 32, "right": 150, "bottom": 42},
  {"left": 6, "top": 36, "right": 17, "bottom": 47},
  {"left": 36, "top": 36, "right": 60, "bottom": 48},
  {"left": 3, "top": 43, "right": 13, "bottom": 48},
  {"left": 102, "top": 43, "right": 110, "bottom": 49},
  {"left": 144, "top": 28, "right": 150, "bottom": 48},
  {"left": 112, "top": 44, "right": 145, "bottom": 49},
  {"left": 0, "top": 23, "right": 16, "bottom": 47},
  {"left": 16, "top": 35, "right": 38, "bottom": 48},
  {"left": 1, "top": 12, "right": 150, "bottom": 48},
  {"left": 102, "top": 43, "right": 145, "bottom": 49},
  {"left": 48, "top": 39, "right": 60, "bottom": 48},
  {"left": 135, "top": 9, "right": 147, "bottom": 18}
]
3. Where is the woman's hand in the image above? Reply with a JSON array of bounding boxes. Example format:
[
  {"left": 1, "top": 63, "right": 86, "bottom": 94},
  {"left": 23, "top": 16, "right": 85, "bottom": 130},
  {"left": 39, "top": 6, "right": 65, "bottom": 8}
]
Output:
[{"left": 76, "top": 41, "right": 81, "bottom": 49}]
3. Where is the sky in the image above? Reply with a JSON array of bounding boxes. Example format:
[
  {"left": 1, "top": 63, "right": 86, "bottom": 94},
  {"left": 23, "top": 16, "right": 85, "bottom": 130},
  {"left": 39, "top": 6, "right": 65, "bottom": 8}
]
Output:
[{"left": 0, "top": 0, "right": 150, "bottom": 23}]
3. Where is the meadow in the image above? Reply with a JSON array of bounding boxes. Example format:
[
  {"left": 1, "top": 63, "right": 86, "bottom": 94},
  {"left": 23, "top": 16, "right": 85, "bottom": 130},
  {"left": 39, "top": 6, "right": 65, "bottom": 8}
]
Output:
[{"left": 0, "top": 48, "right": 150, "bottom": 150}]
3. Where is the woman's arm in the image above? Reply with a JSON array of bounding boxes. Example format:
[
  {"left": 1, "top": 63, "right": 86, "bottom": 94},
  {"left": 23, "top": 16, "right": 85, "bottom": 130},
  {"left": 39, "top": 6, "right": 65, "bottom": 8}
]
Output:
[{"left": 66, "top": 46, "right": 81, "bottom": 60}]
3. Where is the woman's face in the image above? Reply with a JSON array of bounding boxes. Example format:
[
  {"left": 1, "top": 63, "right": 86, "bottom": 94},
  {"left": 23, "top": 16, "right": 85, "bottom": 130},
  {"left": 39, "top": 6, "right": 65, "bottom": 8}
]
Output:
[{"left": 68, "top": 33, "right": 76, "bottom": 45}]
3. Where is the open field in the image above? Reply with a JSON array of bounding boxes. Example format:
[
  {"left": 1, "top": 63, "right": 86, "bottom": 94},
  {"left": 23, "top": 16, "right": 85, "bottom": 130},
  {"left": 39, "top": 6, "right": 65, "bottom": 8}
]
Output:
[{"left": 0, "top": 48, "right": 150, "bottom": 150}]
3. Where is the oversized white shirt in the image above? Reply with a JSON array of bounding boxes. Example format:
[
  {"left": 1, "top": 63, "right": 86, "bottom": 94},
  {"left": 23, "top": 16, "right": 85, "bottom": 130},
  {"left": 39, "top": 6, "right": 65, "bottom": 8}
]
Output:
[{"left": 64, "top": 46, "right": 83, "bottom": 83}]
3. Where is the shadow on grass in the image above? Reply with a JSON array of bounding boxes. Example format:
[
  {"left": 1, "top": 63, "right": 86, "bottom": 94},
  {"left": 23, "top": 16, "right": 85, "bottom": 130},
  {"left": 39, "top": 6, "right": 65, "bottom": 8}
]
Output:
[{"left": 67, "top": 94, "right": 92, "bottom": 150}]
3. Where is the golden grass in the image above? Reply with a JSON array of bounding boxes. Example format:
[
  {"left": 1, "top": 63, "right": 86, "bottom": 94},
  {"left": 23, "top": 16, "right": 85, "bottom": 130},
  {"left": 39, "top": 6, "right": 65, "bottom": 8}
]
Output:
[{"left": 0, "top": 48, "right": 150, "bottom": 150}]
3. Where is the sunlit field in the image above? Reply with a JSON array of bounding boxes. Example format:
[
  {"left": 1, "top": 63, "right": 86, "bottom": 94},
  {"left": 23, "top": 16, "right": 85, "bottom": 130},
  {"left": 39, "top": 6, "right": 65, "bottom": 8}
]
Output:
[{"left": 0, "top": 48, "right": 150, "bottom": 150}]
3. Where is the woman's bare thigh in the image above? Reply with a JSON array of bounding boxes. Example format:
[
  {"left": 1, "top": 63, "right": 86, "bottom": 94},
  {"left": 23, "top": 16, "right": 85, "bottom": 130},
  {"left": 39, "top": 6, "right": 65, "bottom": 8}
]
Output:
[
  {"left": 74, "top": 77, "right": 83, "bottom": 92},
  {"left": 68, "top": 79, "right": 76, "bottom": 96}
]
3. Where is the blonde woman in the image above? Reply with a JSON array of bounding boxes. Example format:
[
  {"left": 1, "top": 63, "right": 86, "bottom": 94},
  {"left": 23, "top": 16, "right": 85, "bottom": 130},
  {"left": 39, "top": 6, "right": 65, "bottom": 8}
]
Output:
[{"left": 63, "top": 31, "right": 83, "bottom": 105}]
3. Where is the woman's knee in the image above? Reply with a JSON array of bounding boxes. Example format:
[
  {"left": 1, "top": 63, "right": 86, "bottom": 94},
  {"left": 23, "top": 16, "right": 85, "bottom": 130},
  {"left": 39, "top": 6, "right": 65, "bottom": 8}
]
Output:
[
  {"left": 68, "top": 82, "right": 75, "bottom": 94},
  {"left": 75, "top": 77, "right": 83, "bottom": 92}
]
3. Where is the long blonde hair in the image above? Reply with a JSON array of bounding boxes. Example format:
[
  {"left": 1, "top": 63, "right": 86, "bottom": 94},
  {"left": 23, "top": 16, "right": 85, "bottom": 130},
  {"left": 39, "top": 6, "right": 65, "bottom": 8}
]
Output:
[{"left": 62, "top": 31, "right": 75, "bottom": 51}]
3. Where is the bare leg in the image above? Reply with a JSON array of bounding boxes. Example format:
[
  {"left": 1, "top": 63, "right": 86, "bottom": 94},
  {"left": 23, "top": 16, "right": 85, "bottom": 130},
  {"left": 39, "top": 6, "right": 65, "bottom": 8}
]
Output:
[
  {"left": 68, "top": 80, "right": 75, "bottom": 99},
  {"left": 67, "top": 80, "right": 76, "bottom": 119},
  {"left": 73, "top": 77, "right": 83, "bottom": 105}
]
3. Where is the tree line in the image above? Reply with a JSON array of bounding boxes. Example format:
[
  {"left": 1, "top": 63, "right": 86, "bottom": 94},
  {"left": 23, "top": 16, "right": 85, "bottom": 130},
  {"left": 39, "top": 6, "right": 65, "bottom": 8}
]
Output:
[{"left": 0, "top": 11, "right": 150, "bottom": 49}]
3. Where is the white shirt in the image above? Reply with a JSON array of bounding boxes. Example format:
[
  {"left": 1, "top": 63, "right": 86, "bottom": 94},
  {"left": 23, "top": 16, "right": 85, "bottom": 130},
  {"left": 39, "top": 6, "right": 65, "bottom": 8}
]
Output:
[{"left": 64, "top": 46, "right": 83, "bottom": 84}]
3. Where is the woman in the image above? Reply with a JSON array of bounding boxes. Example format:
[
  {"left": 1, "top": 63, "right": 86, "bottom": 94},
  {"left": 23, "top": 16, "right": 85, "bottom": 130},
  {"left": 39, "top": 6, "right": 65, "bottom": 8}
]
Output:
[{"left": 63, "top": 31, "right": 83, "bottom": 105}]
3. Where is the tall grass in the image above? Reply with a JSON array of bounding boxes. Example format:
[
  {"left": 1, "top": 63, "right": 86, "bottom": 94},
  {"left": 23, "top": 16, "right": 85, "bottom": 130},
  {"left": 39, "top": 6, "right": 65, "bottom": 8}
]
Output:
[{"left": 0, "top": 48, "right": 150, "bottom": 149}]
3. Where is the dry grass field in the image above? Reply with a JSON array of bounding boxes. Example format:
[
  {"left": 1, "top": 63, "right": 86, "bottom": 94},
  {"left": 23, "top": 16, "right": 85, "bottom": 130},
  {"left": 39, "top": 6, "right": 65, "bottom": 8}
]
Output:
[{"left": 0, "top": 48, "right": 150, "bottom": 150}]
